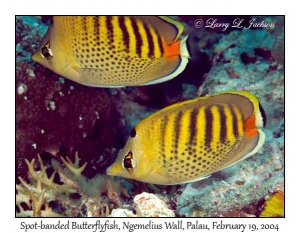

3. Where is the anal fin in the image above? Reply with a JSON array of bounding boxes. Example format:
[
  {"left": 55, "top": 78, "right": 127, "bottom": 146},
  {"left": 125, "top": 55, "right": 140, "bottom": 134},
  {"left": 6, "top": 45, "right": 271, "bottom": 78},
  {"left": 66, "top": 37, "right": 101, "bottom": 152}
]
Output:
[{"left": 223, "top": 129, "right": 265, "bottom": 171}]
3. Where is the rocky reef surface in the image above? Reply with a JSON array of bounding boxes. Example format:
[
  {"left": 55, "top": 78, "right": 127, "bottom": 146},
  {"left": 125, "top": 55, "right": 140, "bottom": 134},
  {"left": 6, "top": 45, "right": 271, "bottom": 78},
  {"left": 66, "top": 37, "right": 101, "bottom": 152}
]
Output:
[{"left": 16, "top": 16, "right": 284, "bottom": 217}]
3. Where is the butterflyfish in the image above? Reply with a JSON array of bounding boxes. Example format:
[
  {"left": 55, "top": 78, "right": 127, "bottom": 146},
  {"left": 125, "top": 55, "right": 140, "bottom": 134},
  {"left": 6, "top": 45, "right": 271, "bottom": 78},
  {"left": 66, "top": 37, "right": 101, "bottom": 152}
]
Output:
[
  {"left": 32, "top": 16, "right": 190, "bottom": 87},
  {"left": 107, "top": 90, "right": 266, "bottom": 185}
]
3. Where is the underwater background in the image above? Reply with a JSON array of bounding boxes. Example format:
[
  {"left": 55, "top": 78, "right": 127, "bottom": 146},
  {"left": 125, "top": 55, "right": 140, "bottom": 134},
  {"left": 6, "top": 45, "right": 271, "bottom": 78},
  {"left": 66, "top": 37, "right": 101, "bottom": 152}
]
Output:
[{"left": 16, "top": 16, "right": 284, "bottom": 217}]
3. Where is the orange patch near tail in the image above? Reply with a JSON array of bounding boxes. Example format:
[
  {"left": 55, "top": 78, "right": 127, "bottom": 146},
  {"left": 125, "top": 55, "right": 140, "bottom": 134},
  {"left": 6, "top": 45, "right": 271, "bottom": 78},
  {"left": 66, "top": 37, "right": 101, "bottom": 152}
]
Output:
[
  {"left": 164, "top": 40, "right": 180, "bottom": 60},
  {"left": 244, "top": 115, "right": 258, "bottom": 137}
]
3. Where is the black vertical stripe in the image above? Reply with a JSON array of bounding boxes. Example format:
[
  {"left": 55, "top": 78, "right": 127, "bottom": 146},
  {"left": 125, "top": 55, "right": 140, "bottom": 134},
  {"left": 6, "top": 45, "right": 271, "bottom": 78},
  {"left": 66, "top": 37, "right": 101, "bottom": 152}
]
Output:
[
  {"left": 229, "top": 104, "right": 239, "bottom": 138},
  {"left": 217, "top": 105, "right": 227, "bottom": 143},
  {"left": 93, "top": 16, "right": 100, "bottom": 39},
  {"left": 82, "top": 16, "right": 87, "bottom": 32},
  {"left": 143, "top": 22, "right": 154, "bottom": 58},
  {"left": 174, "top": 111, "right": 183, "bottom": 150},
  {"left": 240, "top": 107, "right": 245, "bottom": 122},
  {"left": 161, "top": 115, "right": 169, "bottom": 154},
  {"left": 205, "top": 107, "right": 213, "bottom": 148},
  {"left": 157, "top": 30, "right": 164, "bottom": 56},
  {"left": 259, "top": 103, "right": 267, "bottom": 127},
  {"left": 130, "top": 17, "right": 142, "bottom": 57},
  {"left": 189, "top": 108, "right": 199, "bottom": 145},
  {"left": 106, "top": 16, "right": 114, "bottom": 45},
  {"left": 119, "top": 16, "right": 130, "bottom": 52}
]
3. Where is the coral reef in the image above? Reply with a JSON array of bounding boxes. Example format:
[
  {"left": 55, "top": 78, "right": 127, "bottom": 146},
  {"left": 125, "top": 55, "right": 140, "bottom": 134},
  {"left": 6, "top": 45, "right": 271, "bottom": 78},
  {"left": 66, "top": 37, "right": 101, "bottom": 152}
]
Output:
[
  {"left": 16, "top": 16, "right": 124, "bottom": 180},
  {"left": 16, "top": 16, "right": 284, "bottom": 217},
  {"left": 110, "top": 208, "right": 136, "bottom": 217},
  {"left": 270, "top": 16, "right": 284, "bottom": 65},
  {"left": 16, "top": 60, "right": 122, "bottom": 179},
  {"left": 109, "top": 192, "right": 176, "bottom": 217},
  {"left": 134, "top": 192, "right": 175, "bottom": 217},
  {"left": 175, "top": 17, "right": 284, "bottom": 217},
  {"left": 16, "top": 153, "right": 122, "bottom": 217}
]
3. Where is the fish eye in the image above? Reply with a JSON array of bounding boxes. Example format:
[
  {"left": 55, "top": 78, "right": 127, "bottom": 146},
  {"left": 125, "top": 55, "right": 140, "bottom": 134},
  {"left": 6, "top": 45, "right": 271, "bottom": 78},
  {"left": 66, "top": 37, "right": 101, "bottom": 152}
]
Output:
[
  {"left": 130, "top": 128, "right": 136, "bottom": 138},
  {"left": 122, "top": 151, "right": 136, "bottom": 175},
  {"left": 41, "top": 41, "right": 53, "bottom": 60}
]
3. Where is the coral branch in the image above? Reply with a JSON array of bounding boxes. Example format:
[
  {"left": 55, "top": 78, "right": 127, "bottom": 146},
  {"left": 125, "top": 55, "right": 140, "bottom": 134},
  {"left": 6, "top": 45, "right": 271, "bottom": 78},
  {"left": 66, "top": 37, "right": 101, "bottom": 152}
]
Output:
[
  {"left": 37, "top": 154, "right": 46, "bottom": 171},
  {"left": 60, "top": 153, "right": 87, "bottom": 177},
  {"left": 17, "top": 152, "right": 122, "bottom": 217},
  {"left": 30, "top": 189, "right": 45, "bottom": 217}
]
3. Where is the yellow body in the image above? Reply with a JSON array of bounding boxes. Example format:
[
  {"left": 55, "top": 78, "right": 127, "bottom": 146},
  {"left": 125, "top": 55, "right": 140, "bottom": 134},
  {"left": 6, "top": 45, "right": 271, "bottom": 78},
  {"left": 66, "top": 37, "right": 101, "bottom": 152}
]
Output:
[
  {"left": 107, "top": 90, "right": 266, "bottom": 185},
  {"left": 32, "top": 16, "right": 190, "bottom": 87}
]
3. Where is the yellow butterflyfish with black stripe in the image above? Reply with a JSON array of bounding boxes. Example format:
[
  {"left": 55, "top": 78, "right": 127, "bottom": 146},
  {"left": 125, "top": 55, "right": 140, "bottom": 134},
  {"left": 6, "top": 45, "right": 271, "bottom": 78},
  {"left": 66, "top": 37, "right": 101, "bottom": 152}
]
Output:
[
  {"left": 107, "top": 90, "right": 267, "bottom": 185},
  {"left": 32, "top": 16, "right": 190, "bottom": 87}
]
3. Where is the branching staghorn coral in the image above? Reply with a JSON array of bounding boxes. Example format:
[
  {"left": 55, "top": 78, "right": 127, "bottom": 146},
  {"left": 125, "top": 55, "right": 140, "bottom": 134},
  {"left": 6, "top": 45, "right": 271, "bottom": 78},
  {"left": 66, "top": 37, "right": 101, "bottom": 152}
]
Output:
[
  {"left": 16, "top": 154, "right": 73, "bottom": 217},
  {"left": 16, "top": 152, "right": 123, "bottom": 217}
]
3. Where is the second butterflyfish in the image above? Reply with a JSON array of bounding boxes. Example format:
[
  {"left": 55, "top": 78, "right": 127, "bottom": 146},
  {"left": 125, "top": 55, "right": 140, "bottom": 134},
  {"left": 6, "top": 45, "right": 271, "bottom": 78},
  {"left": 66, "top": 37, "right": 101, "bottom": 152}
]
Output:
[
  {"left": 107, "top": 90, "right": 267, "bottom": 185},
  {"left": 32, "top": 16, "right": 190, "bottom": 87}
]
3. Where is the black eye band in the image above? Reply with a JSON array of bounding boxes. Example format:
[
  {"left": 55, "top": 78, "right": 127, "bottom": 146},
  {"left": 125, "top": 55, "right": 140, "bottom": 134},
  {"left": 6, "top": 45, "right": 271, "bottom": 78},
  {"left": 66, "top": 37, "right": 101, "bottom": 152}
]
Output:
[
  {"left": 123, "top": 152, "right": 133, "bottom": 168},
  {"left": 123, "top": 157, "right": 133, "bottom": 169},
  {"left": 123, "top": 151, "right": 136, "bottom": 175},
  {"left": 130, "top": 128, "right": 136, "bottom": 137},
  {"left": 41, "top": 47, "right": 48, "bottom": 54},
  {"left": 41, "top": 42, "right": 53, "bottom": 59},
  {"left": 43, "top": 52, "right": 51, "bottom": 57}
]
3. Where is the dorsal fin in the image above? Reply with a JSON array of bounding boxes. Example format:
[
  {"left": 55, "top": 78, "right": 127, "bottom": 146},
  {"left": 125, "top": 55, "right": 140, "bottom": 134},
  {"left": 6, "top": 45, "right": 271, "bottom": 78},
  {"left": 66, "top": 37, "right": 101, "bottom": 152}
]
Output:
[
  {"left": 134, "top": 16, "right": 184, "bottom": 44},
  {"left": 142, "top": 90, "right": 258, "bottom": 124},
  {"left": 211, "top": 90, "right": 266, "bottom": 129},
  {"left": 204, "top": 91, "right": 256, "bottom": 122},
  {"left": 222, "top": 129, "right": 265, "bottom": 171}
]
